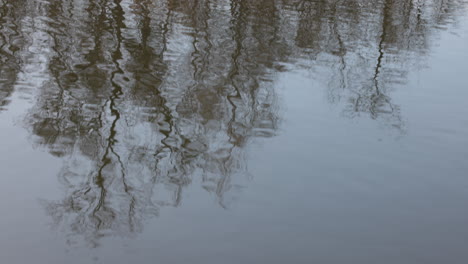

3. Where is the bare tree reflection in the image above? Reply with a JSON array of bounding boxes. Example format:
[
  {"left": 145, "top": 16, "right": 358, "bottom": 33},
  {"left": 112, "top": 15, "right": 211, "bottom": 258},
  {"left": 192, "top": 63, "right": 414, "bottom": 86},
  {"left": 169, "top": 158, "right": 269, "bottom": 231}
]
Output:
[
  {"left": 2, "top": 0, "right": 464, "bottom": 247},
  {"left": 292, "top": 0, "right": 466, "bottom": 130},
  {"left": 0, "top": 0, "right": 26, "bottom": 111}
]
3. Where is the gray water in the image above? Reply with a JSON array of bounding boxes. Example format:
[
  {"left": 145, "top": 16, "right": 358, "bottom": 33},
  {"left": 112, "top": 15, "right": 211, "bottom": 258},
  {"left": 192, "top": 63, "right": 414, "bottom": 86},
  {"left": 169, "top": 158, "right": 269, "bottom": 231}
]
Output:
[{"left": 1, "top": 0, "right": 468, "bottom": 263}]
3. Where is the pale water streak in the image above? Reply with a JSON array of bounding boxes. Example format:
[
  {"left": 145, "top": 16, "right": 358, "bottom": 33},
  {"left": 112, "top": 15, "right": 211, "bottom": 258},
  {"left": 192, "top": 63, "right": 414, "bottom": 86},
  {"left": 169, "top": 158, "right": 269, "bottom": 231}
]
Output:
[{"left": 0, "top": 0, "right": 468, "bottom": 263}]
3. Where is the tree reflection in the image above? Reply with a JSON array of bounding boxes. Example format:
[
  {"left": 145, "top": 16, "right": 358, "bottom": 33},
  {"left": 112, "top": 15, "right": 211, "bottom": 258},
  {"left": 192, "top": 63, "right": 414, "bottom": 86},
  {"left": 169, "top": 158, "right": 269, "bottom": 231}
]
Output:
[
  {"left": 0, "top": 0, "right": 26, "bottom": 111},
  {"left": 1, "top": 0, "right": 464, "bottom": 247}
]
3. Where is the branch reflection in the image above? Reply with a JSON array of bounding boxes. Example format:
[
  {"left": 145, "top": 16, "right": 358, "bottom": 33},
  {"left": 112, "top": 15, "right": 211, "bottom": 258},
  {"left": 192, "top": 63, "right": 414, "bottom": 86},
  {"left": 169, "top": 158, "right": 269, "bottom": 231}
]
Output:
[{"left": 0, "top": 0, "right": 464, "bottom": 247}]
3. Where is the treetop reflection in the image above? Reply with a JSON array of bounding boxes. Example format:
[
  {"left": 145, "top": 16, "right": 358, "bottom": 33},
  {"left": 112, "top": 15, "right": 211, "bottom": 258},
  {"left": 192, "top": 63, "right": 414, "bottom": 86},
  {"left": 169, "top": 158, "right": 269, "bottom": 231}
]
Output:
[{"left": 0, "top": 0, "right": 465, "bottom": 247}]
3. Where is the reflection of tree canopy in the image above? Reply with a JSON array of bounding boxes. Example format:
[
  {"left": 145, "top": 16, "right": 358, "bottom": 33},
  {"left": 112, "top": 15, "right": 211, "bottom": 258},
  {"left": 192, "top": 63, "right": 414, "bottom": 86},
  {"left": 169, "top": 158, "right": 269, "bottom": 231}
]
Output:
[
  {"left": 0, "top": 0, "right": 26, "bottom": 111},
  {"left": 291, "top": 0, "right": 466, "bottom": 130},
  {"left": 0, "top": 0, "right": 464, "bottom": 247}
]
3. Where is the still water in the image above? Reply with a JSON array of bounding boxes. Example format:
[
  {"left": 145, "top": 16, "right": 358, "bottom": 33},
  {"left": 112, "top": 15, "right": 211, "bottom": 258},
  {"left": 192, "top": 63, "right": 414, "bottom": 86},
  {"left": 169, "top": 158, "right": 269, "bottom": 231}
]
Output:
[{"left": 1, "top": 0, "right": 468, "bottom": 263}]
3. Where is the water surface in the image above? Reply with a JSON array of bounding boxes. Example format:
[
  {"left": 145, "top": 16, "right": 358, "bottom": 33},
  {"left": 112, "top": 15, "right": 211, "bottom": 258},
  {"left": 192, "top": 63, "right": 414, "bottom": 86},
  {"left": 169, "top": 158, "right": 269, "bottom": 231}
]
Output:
[{"left": 1, "top": 0, "right": 468, "bottom": 263}]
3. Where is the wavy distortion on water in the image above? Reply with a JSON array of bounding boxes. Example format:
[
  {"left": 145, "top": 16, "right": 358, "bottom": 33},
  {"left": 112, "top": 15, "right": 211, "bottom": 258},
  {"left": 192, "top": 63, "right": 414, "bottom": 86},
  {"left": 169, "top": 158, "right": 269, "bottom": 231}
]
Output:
[{"left": 0, "top": 0, "right": 466, "bottom": 247}]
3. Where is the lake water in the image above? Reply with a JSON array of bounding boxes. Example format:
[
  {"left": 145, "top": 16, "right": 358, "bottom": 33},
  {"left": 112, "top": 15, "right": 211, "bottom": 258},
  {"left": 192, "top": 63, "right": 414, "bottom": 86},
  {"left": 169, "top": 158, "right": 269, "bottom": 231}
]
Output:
[{"left": 1, "top": 0, "right": 468, "bottom": 263}]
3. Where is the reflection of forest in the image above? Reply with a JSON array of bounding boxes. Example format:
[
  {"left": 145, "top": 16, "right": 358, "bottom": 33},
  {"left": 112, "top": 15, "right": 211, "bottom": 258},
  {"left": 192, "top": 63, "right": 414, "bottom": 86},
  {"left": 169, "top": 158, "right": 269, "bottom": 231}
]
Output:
[{"left": 0, "top": 0, "right": 465, "bottom": 246}]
